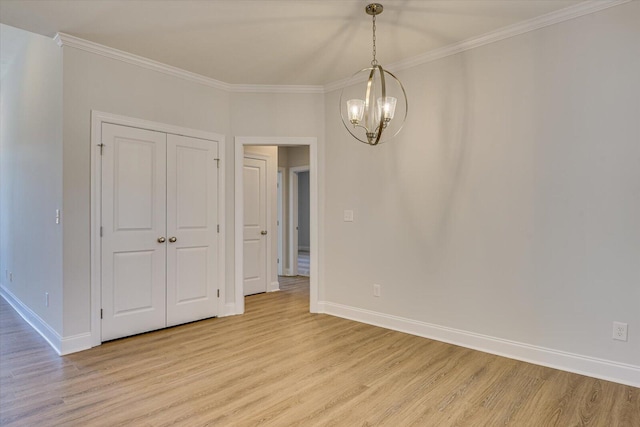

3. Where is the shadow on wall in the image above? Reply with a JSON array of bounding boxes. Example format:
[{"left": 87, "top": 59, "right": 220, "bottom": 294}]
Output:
[{"left": 388, "top": 53, "right": 472, "bottom": 261}]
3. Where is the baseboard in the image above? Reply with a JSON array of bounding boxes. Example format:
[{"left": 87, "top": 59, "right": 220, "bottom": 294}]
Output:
[
  {"left": 1, "top": 285, "right": 62, "bottom": 354},
  {"left": 268, "top": 281, "right": 280, "bottom": 292},
  {"left": 0, "top": 285, "right": 91, "bottom": 355},
  {"left": 224, "top": 303, "right": 237, "bottom": 316},
  {"left": 60, "top": 333, "right": 92, "bottom": 355},
  {"left": 318, "top": 301, "right": 640, "bottom": 388}
]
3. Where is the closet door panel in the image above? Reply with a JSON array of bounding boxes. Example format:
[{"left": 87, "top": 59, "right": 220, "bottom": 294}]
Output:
[
  {"left": 166, "top": 134, "right": 219, "bottom": 326},
  {"left": 101, "top": 123, "right": 167, "bottom": 341}
]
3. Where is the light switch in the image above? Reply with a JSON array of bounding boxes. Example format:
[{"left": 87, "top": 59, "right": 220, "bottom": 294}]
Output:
[
  {"left": 344, "top": 210, "right": 354, "bottom": 222},
  {"left": 55, "top": 209, "right": 61, "bottom": 224}
]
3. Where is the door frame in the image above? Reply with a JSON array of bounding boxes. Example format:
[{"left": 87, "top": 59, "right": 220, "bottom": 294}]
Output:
[
  {"left": 234, "top": 137, "right": 319, "bottom": 314},
  {"left": 289, "top": 165, "right": 310, "bottom": 277},
  {"left": 90, "top": 110, "right": 226, "bottom": 347}
]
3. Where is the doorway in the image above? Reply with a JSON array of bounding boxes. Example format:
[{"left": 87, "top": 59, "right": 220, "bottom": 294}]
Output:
[{"left": 234, "top": 137, "right": 319, "bottom": 315}]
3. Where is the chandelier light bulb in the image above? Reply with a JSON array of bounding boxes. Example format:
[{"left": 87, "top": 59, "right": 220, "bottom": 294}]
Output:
[
  {"left": 377, "top": 96, "right": 397, "bottom": 121},
  {"left": 347, "top": 99, "right": 365, "bottom": 124}
]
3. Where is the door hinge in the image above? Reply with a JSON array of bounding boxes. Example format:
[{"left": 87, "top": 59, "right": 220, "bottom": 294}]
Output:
[
  {"left": 217, "top": 224, "right": 220, "bottom": 233},
  {"left": 98, "top": 143, "right": 105, "bottom": 155},
  {"left": 100, "top": 309, "right": 103, "bottom": 319},
  {"left": 214, "top": 158, "right": 220, "bottom": 168},
  {"left": 100, "top": 226, "right": 103, "bottom": 237},
  {"left": 217, "top": 289, "right": 220, "bottom": 298}
]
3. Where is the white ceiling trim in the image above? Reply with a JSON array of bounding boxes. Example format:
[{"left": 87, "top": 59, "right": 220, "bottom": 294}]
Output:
[
  {"left": 53, "top": 32, "right": 324, "bottom": 94},
  {"left": 231, "top": 84, "right": 325, "bottom": 94},
  {"left": 54, "top": 0, "right": 628, "bottom": 95},
  {"left": 325, "top": 0, "right": 630, "bottom": 92},
  {"left": 54, "top": 33, "right": 233, "bottom": 92}
]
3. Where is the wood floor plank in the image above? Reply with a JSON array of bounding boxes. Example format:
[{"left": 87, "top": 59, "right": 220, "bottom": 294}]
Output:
[{"left": 1, "top": 276, "right": 638, "bottom": 426}]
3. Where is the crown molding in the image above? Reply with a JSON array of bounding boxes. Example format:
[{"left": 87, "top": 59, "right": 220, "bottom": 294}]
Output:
[
  {"left": 231, "top": 84, "right": 325, "bottom": 94},
  {"left": 54, "top": 0, "right": 630, "bottom": 95},
  {"left": 324, "top": 0, "right": 631, "bottom": 92},
  {"left": 54, "top": 33, "right": 324, "bottom": 95},
  {"left": 54, "top": 33, "right": 233, "bottom": 92}
]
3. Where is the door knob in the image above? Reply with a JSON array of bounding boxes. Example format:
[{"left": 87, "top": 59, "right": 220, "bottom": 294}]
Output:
[
  {"left": 169, "top": 236, "right": 177, "bottom": 243},
  {"left": 261, "top": 230, "right": 268, "bottom": 235},
  {"left": 157, "top": 237, "right": 166, "bottom": 243}
]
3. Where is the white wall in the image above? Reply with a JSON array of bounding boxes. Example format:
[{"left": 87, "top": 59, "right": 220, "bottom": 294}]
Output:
[
  {"left": 61, "top": 47, "right": 231, "bottom": 337},
  {"left": 286, "top": 146, "right": 310, "bottom": 168},
  {"left": 231, "top": 93, "right": 323, "bottom": 138},
  {"left": 0, "top": 25, "right": 64, "bottom": 334},
  {"left": 323, "top": 1, "right": 639, "bottom": 380}
]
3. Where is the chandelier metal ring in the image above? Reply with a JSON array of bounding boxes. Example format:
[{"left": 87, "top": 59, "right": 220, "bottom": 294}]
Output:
[{"left": 339, "top": 65, "right": 408, "bottom": 145}]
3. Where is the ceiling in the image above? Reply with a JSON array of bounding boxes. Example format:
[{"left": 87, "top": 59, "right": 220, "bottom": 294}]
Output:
[{"left": 0, "top": 0, "right": 584, "bottom": 86}]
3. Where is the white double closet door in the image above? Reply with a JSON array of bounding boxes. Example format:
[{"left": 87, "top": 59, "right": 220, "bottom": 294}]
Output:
[{"left": 101, "top": 123, "right": 219, "bottom": 341}]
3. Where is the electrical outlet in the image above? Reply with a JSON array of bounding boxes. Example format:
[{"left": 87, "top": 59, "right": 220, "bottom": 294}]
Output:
[
  {"left": 45, "top": 292, "right": 49, "bottom": 307},
  {"left": 613, "top": 322, "right": 628, "bottom": 341},
  {"left": 344, "top": 210, "right": 354, "bottom": 222},
  {"left": 373, "top": 284, "right": 381, "bottom": 297}
]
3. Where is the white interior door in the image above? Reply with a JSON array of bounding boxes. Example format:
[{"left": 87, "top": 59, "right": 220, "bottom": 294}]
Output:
[
  {"left": 101, "top": 123, "right": 167, "bottom": 341},
  {"left": 166, "top": 134, "right": 219, "bottom": 326},
  {"left": 243, "top": 156, "right": 267, "bottom": 296}
]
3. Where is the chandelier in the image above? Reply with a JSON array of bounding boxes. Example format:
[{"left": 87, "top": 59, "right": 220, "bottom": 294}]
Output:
[{"left": 340, "top": 3, "right": 408, "bottom": 146}]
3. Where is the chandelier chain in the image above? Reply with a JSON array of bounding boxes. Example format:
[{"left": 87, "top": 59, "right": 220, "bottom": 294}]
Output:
[{"left": 371, "top": 14, "right": 377, "bottom": 66}]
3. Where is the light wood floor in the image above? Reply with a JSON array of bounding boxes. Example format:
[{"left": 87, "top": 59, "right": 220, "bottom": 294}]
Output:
[{"left": 1, "top": 277, "right": 638, "bottom": 426}]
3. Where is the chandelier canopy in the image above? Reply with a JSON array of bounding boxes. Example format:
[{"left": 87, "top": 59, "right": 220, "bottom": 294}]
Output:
[{"left": 340, "top": 3, "right": 408, "bottom": 146}]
